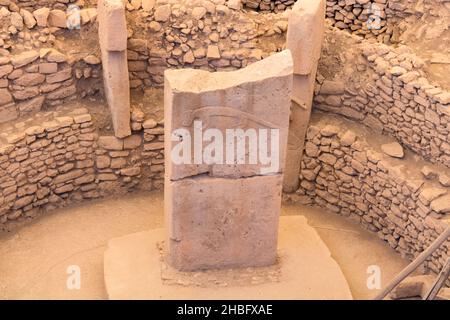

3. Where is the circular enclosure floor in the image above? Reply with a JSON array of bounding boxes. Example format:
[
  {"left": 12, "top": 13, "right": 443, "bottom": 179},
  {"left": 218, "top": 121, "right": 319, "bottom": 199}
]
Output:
[{"left": 0, "top": 191, "right": 408, "bottom": 300}]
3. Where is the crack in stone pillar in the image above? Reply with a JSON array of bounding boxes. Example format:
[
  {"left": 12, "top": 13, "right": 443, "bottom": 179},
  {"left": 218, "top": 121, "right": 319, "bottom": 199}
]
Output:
[
  {"left": 283, "top": 0, "right": 326, "bottom": 193},
  {"left": 98, "top": 0, "right": 131, "bottom": 138},
  {"left": 164, "top": 50, "right": 293, "bottom": 271}
]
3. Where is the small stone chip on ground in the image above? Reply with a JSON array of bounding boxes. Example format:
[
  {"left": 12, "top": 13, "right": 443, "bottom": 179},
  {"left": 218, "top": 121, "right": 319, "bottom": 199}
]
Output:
[{"left": 381, "top": 141, "right": 404, "bottom": 158}]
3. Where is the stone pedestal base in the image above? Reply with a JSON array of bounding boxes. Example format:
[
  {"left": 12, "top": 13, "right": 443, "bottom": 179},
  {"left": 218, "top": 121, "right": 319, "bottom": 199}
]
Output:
[{"left": 103, "top": 216, "right": 353, "bottom": 300}]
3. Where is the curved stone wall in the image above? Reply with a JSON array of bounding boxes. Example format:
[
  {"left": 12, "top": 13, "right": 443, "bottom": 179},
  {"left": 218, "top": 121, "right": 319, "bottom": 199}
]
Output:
[
  {"left": 0, "top": 107, "right": 164, "bottom": 229},
  {"left": 315, "top": 27, "right": 450, "bottom": 169},
  {"left": 287, "top": 115, "right": 450, "bottom": 273},
  {"left": 0, "top": 0, "right": 448, "bottom": 276},
  {"left": 0, "top": 48, "right": 102, "bottom": 123},
  {"left": 1, "top": 1, "right": 288, "bottom": 123}
]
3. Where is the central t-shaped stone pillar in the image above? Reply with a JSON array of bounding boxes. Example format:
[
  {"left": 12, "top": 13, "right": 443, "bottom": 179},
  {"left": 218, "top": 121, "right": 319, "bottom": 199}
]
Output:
[
  {"left": 164, "top": 50, "right": 293, "bottom": 271},
  {"left": 98, "top": 0, "right": 131, "bottom": 138}
]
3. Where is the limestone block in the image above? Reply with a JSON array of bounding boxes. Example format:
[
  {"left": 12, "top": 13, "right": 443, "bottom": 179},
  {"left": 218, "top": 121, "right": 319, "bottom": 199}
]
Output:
[
  {"left": 97, "top": 0, "right": 127, "bottom": 51},
  {"left": 48, "top": 9, "right": 67, "bottom": 28},
  {"left": 10, "top": 50, "right": 39, "bottom": 67},
  {"left": 381, "top": 142, "right": 404, "bottom": 158},
  {"left": 101, "top": 51, "right": 131, "bottom": 138},
  {"left": 0, "top": 104, "right": 18, "bottom": 123},
  {"left": 164, "top": 50, "right": 293, "bottom": 180},
  {"left": 430, "top": 194, "right": 450, "bottom": 214},
  {"left": 165, "top": 175, "right": 282, "bottom": 271},
  {"left": 141, "top": 0, "right": 155, "bottom": 12},
  {"left": 286, "top": 0, "right": 326, "bottom": 75},
  {"left": 0, "top": 88, "right": 12, "bottom": 105},
  {"left": 283, "top": 67, "right": 318, "bottom": 192},
  {"left": 33, "top": 8, "right": 50, "bottom": 27}
]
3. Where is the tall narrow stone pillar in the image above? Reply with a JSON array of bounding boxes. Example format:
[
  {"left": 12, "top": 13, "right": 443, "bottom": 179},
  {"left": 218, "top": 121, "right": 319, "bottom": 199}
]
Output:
[
  {"left": 98, "top": 0, "right": 131, "bottom": 138},
  {"left": 283, "top": 0, "right": 325, "bottom": 192},
  {"left": 164, "top": 50, "right": 293, "bottom": 271}
]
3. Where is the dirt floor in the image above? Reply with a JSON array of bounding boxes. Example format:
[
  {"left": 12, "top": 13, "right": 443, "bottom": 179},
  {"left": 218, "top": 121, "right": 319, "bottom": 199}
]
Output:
[{"left": 0, "top": 191, "right": 409, "bottom": 300}]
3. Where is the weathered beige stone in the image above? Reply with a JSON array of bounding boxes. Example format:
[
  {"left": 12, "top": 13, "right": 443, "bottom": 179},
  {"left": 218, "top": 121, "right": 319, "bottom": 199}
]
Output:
[
  {"left": 390, "top": 275, "right": 435, "bottom": 299},
  {"left": 20, "top": 9, "right": 36, "bottom": 29},
  {"left": 98, "top": 0, "right": 131, "bottom": 138},
  {"left": 98, "top": 136, "right": 124, "bottom": 150},
  {"left": 141, "top": 0, "right": 155, "bottom": 12},
  {"left": 381, "top": 142, "right": 404, "bottom": 158},
  {"left": 154, "top": 4, "right": 171, "bottom": 22},
  {"left": 98, "top": 0, "right": 127, "bottom": 51},
  {"left": 430, "top": 194, "right": 450, "bottom": 214},
  {"left": 0, "top": 64, "right": 13, "bottom": 78},
  {"left": 165, "top": 175, "right": 283, "bottom": 271},
  {"left": 123, "top": 135, "right": 142, "bottom": 149},
  {"left": 165, "top": 50, "right": 293, "bottom": 180},
  {"left": 0, "top": 104, "right": 18, "bottom": 122},
  {"left": 319, "top": 80, "right": 345, "bottom": 95},
  {"left": 80, "top": 8, "right": 98, "bottom": 25},
  {"left": 17, "top": 96, "right": 45, "bottom": 114},
  {"left": 283, "top": 0, "right": 325, "bottom": 192},
  {"left": 11, "top": 50, "right": 39, "bottom": 68},
  {"left": 10, "top": 12, "right": 24, "bottom": 30},
  {"left": 100, "top": 51, "right": 131, "bottom": 138},
  {"left": 0, "top": 88, "right": 12, "bottom": 105}
]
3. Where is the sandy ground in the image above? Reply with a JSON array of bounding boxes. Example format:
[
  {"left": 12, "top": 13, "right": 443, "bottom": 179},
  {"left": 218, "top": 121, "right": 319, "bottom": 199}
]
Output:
[{"left": 0, "top": 191, "right": 408, "bottom": 300}]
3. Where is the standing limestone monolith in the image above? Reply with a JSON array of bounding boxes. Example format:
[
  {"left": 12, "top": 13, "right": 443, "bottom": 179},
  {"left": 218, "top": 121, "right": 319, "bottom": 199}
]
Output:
[
  {"left": 164, "top": 50, "right": 293, "bottom": 271},
  {"left": 98, "top": 0, "right": 131, "bottom": 138},
  {"left": 283, "top": 0, "right": 325, "bottom": 193}
]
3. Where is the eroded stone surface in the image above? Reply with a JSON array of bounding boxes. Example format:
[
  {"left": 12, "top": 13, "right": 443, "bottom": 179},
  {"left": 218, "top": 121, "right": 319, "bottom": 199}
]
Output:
[
  {"left": 390, "top": 275, "right": 435, "bottom": 300},
  {"left": 381, "top": 142, "right": 404, "bottom": 159},
  {"left": 104, "top": 216, "right": 353, "bottom": 299},
  {"left": 164, "top": 50, "right": 293, "bottom": 271},
  {"left": 98, "top": 0, "right": 128, "bottom": 51},
  {"left": 286, "top": 0, "right": 326, "bottom": 76},
  {"left": 283, "top": 0, "right": 325, "bottom": 192},
  {"left": 165, "top": 175, "right": 282, "bottom": 271},
  {"left": 98, "top": 0, "right": 131, "bottom": 138},
  {"left": 164, "top": 50, "right": 293, "bottom": 180}
]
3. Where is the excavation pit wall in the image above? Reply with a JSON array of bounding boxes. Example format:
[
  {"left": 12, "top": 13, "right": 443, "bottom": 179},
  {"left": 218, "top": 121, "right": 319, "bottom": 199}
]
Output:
[
  {"left": 0, "top": 108, "right": 164, "bottom": 227},
  {"left": 0, "top": 47, "right": 103, "bottom": 124},
  {"left": 315, "top": 27, "right": 450, "bottom": 170},
  {"left": 242, "top": 0, "right": 429, "bottom": 43},
  {"left": 0, "top": 1, "right": 288, "bottom": 124},
  {"left": 286, "top": 115, "right": 450, "bottom": 274},
  {"left": 0, "top": 0, "right": 449, "bottom": 274}
]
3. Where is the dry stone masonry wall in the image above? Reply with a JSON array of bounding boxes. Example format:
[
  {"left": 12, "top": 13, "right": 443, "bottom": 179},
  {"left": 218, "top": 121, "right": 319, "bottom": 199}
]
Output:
[
  {"left": 0, "top": 107, "right": 164, "bottom": 229},
  {"left": 0, "top": 0, "right": 449, "bottom": 276},
  {"left": 0, "top": 48, "right": 102, "bottom": 124},
  {"left": 125, "top": 0, "right": 288, "bottom": 89},
  {"left": 288, "top": 116, "right": 450, "bottom": 274},
  {"left": 242, "top": 0, "right": 296, "bottom": 13},
  {"left": 0, "top": 1, "right": 97, "bottom": 54},
  {"left": 315, "top": 27, "right": 450, "bottom": 169}
]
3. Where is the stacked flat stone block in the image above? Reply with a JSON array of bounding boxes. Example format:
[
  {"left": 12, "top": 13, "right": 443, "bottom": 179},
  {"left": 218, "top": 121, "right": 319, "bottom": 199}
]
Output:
[
  {"left": 98, "top": 0, "right": 131, "bottom": 138},
  {"left": 0, "top": 108, "right": 165, "bottom": 229},
  {"left": 0, "top": 48, "right": 101, "bottom": 124},
  {"left": 284, "top": 0, "right": 325, "bottom": 193},
  {"left": 315, "top": 28, "right": 450, "bottom": 169}
]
